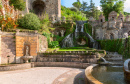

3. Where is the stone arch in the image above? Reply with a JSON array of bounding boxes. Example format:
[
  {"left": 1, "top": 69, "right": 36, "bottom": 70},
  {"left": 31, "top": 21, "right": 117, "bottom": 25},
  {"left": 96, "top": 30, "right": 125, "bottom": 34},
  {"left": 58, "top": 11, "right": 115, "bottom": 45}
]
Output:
[
  {"left": 110, "top": 33, "right": 114, "bottom": 39},
  {"left": 32, "top": 0, "right": 46, "bottom": 17}
]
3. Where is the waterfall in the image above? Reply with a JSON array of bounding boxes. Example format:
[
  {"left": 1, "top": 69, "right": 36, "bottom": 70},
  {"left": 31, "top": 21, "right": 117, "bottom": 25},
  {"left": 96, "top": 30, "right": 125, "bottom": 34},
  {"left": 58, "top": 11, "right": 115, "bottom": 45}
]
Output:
[
  {"left": 61, "top": 34, "right": 74, "bottom": 48},
  {"left": 61, "top": 21, "right": 100, "bottom": 48},
  {"left": 81, "top": 24, "right": 84, "bottom": 32}
]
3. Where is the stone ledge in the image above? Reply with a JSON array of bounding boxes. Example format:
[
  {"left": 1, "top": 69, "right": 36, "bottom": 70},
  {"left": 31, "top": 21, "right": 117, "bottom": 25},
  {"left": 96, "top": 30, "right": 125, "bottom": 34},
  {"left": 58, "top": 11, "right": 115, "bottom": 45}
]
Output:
[
  {"left": 85, "top": 64, "right": 103, "bottom": 84},
  {"left": 34, "top": 62, "right": 90, "bottom": 69},
  {"left": 0, "top": 63, "right": 32, "bottom": 71}
]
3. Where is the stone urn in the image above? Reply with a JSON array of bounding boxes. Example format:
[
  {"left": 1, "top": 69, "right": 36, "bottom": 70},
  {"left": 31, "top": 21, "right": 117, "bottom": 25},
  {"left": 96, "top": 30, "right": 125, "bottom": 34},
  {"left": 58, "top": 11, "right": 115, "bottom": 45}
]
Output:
[{"left": 21, "top": 56, "right": 33, "bottom": 63}]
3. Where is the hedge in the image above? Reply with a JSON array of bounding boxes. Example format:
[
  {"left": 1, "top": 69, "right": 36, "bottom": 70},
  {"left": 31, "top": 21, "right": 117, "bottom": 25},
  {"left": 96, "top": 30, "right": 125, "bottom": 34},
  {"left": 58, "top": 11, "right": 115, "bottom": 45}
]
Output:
[{"left": 97, "top": 37, "right": 130, "bottom": 58}]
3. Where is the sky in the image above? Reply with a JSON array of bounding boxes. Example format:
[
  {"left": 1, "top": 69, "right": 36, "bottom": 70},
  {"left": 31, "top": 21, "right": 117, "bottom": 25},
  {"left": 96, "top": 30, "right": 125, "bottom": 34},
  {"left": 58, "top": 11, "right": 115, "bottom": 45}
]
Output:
[{"left": 61, "top": 0, "right": 130, "bottom": 13}]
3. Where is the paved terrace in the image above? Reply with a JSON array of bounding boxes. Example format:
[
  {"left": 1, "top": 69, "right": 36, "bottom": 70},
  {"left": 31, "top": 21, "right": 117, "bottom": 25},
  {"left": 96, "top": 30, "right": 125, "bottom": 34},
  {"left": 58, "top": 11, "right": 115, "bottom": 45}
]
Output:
[{"left": 0, "top": 67, "right": 85, "bottom": 84}]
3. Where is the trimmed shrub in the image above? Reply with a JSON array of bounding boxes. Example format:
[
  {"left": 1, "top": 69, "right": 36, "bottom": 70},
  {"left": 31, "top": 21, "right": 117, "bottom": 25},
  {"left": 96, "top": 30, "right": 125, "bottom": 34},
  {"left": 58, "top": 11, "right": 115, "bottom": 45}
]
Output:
[
  {"left": 18, "top": 13, "right": 41, "bottom": 30},
  {"left": 49, "top": 41, "right": 59, "bottom": 48}
]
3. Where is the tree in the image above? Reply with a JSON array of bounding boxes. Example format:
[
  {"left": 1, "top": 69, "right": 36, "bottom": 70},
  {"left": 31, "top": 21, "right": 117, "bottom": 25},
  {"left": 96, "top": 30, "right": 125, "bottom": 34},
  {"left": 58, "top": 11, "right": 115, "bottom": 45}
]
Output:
[
  {"left": 72, "top": 2, "right": 82, "bottom": 10},
  {"left": 77, "top": 0, "right": 80, "bottom": 2},
  {"left": 88, "top": 0, "right": 96, "bottom": 18},
  {"left": 81, "top": 1, "right": 88, "bottom": 11},
  {"left": 100, "top": 0, "right": 126, "bottom": 20},
  {"left": 10, "top": 0, "right": 26, "bottom": 11}
]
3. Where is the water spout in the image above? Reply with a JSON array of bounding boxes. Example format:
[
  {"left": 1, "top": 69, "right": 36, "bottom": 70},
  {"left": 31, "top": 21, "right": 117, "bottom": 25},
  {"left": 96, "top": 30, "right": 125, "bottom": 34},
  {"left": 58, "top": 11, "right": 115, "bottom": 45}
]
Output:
[{"left": 101, "top": 57, "right": 109, "bottom": 63}]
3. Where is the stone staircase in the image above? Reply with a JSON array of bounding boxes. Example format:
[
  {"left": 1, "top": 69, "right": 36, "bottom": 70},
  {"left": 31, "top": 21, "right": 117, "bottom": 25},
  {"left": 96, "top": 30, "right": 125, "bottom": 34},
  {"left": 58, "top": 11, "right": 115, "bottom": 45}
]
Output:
[{"left": 101, "top": 52, "right": 124, "bottom": 66}]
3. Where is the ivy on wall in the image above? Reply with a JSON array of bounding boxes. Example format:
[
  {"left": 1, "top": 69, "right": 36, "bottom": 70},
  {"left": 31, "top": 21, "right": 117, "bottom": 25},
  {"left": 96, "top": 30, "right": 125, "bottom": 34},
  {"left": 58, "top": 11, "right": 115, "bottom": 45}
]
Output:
[{"left": 84, "top": 23, "right": 92, "bottom": 36}]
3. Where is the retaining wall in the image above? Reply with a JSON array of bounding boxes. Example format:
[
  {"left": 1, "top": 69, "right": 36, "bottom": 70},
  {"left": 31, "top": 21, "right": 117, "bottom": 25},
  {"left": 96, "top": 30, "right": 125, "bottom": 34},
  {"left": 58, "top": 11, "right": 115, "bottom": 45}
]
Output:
[
  {"left": 34, "top": 62, "right": 90, "bottom": 69},
  {"left": 0, "top": 63, "right": 32, "bottom": 71}
]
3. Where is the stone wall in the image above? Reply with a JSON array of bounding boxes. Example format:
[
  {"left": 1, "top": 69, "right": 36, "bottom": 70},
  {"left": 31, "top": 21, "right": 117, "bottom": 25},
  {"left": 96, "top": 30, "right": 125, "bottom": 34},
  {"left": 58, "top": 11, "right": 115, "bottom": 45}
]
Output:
[
  {"left": 38, "top": 35, "right": 48, "bottom": 52},
  {"left": 0, "top": 63, "right": 32, "bottom": 71},
  {"left": 1, "top": 33, "right": 16, "bottom": 64},
  {"left": 34, "top": 62, "right": 90, "bottom": 69},
  {"left": 22, "top": 0, "right": 61, "bottom": 20},
  {"left": 0, "top": 31, "right": 48, "bottom": 64}
]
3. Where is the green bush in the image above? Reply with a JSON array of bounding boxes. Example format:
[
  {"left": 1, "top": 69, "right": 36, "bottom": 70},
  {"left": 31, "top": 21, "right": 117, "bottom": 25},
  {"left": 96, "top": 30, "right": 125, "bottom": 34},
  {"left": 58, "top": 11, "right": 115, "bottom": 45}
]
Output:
[
  {"left": 49, "top": 41, "right": 59, "bottom": 48},
  {"left": 18, "top": 13, "right": 41, "bottom": 30}
]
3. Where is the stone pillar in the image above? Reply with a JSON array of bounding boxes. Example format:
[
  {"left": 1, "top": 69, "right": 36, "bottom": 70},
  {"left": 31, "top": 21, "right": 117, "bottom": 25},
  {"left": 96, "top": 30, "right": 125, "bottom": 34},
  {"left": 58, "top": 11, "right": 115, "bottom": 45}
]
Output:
[
  {"left": 26, "top": 0, "right": 29, "bottom": 13},
  {"left": 57, "top": 17, "right": 61, "bottom": 24}
]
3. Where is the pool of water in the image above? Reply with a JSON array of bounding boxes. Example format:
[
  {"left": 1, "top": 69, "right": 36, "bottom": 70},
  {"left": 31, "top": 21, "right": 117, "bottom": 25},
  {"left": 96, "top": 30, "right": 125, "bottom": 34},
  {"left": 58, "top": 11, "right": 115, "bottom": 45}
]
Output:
[{"left": 92, "top": 66, "right": 128, "bottom": 84}]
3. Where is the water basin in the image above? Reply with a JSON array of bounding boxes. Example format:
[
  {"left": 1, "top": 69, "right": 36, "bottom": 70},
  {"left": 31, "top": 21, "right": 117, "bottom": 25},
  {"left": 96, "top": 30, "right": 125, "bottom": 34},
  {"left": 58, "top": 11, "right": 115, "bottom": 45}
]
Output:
[{"left": 92, "top": 66, "right": 128, "bottom": 84}]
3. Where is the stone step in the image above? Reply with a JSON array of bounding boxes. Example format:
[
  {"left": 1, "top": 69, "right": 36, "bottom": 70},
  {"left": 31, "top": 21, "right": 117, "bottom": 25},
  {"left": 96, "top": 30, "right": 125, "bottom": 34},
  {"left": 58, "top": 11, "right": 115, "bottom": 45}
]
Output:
[{"left": 105, "top": 58, "right": 123, "bottom": 61}]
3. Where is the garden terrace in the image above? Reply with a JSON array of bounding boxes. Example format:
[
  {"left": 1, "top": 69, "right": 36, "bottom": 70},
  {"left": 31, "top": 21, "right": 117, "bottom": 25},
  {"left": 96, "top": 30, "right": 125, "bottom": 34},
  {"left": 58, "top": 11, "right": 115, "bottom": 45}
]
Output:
[
  {"left": 37, "top": 52, "right": 98, "bottom": 63},
  {"left": 36, "top": 47, "right": 106, "bottom": 63},
  {"left": 45, "top": 47, "right": 106, "bottom": 54}
]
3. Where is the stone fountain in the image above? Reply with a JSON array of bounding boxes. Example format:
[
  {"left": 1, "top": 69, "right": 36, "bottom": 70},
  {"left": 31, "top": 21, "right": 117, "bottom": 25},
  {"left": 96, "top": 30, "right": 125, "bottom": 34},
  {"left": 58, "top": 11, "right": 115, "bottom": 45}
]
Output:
[{"left": 21, "top": 45, "right": 33, "bottom": 63}]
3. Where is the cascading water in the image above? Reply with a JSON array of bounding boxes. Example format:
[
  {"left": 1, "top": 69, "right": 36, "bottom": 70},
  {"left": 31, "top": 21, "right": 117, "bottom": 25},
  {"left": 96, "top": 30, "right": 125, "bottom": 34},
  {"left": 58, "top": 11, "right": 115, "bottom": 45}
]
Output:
[
  {"left": 81, "top": 24, "right": 84, "bottom": 32},
  {"left": 61, "top": 21, "right": 99, "bottom": 48},
  {"left": 61, "top": 34, "right": 74, "bottom": 48}
]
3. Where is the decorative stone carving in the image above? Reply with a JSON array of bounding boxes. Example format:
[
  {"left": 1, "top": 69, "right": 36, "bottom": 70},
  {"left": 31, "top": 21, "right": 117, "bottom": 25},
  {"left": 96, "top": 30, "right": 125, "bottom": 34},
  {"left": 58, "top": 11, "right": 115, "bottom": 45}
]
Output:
[
  {"left": 109, "top": 19, "right": 116, "bottom": 28},
  {"left": 25, "top": 46, "right": 29, "bottom": 56},
  {"left": 89, "top": 16, "right": 95, "bottom": 22},
  {"left": 56, "top": 32, "right": 59, "bottom": 35},
  {"left": 60, "top": 30, "right": 65, "bottom": 37}
]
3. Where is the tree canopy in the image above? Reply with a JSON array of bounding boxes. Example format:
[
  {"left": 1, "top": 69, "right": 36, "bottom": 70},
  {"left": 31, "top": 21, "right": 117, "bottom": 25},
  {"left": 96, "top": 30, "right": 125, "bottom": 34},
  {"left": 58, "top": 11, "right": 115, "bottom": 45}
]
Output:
[
  {"left": 72, "top": 2, "right": 82, "bottom": 10},
  {"left": 10, "top": 0, "right": 26, "bottom": 11},
  {"left": 100, "top": 0, "right": 126, "bottom": 20}
]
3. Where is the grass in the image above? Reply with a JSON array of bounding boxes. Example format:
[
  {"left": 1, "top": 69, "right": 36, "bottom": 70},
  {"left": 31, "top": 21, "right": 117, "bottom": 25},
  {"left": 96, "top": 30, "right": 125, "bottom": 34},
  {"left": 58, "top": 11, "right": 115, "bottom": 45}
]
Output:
[
  {"left": 45, "top": 47, "right": 106, "bottom": 54},
  {"left": 58, "top": 47, "right": 95, "bottom": 51}
]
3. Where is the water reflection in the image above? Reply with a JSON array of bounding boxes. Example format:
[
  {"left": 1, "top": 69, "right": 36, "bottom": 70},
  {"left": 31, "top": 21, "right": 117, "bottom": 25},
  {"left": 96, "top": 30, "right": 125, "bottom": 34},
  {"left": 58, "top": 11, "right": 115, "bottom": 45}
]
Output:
[{"left": 92, "top": 66, "right": 127, "bottom": 84}]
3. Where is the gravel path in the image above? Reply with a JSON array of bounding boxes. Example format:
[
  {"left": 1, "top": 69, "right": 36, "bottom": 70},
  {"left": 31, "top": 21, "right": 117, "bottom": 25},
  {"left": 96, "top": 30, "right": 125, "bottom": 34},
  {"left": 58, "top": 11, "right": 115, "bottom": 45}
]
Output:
[{"left": 0, "top": 67, "right": 78, "bottom": 84}]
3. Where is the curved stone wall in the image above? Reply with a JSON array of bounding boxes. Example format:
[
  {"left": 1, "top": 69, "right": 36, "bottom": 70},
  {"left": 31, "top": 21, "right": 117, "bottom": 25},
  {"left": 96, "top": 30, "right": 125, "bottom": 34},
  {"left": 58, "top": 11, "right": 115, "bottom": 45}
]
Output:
[
  {"left": 0, "top": 63, "right": 32, "bottom": 71},
  {"left": 34, "top": 62, "right": 90, "bottom": 69},
  {"left": 85, "top": 64, "right": 103, "bottom": 84},
  {"left": 124, "top": 59, "right": 130, "bottom": 81}
]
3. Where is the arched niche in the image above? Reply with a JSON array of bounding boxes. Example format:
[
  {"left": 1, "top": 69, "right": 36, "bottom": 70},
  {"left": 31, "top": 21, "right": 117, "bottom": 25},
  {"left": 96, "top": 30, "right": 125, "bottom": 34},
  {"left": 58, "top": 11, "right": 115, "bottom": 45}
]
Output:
[
  {"left": 128, "top": 31, "right": 130, "bottom": 36},
  {"left": 32, "top": 0, "right": 46, "bottom": 17}
]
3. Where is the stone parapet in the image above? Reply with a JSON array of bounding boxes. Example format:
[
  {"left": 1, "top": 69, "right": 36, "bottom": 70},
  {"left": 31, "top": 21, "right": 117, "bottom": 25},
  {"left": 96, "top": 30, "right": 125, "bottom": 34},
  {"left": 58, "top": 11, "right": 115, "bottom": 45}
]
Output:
[
  {"left": 34, "top": 62, "right": 90, "bottom": 69},
  {"left": 85, "top": 64, "right": 103, "bottom": 84},
  {"left": 0, "top": 63, "right": 32, "bottom": 71}
]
